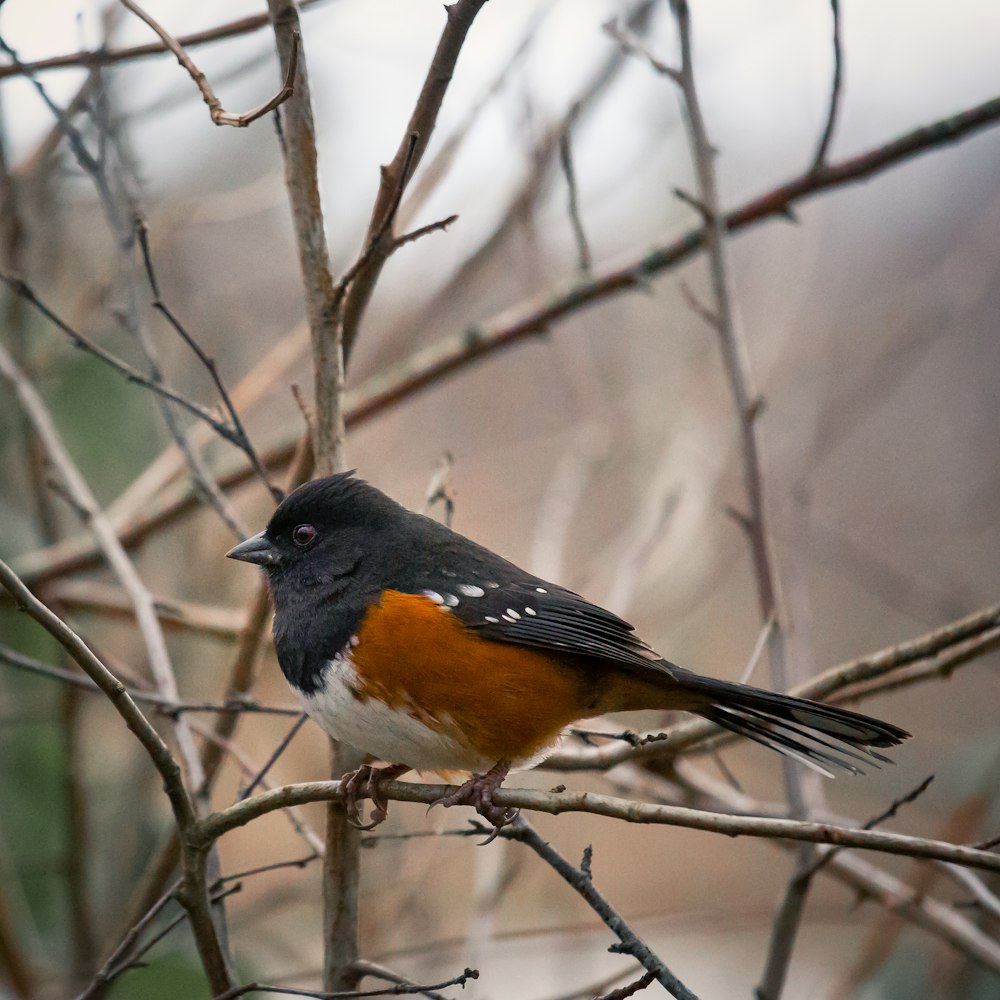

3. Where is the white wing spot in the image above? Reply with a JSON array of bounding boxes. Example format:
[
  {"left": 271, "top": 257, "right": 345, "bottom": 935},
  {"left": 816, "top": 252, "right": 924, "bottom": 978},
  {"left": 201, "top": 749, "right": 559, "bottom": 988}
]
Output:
[
  {"left": 501, "top": 614, "right": 514, "bottom": 622},
  {"left": 422, "top": 590, "right": 444, "bottom": 605},
  {"left": 443, "top": 593, "right": 459, "bottom": 607},
  {"left": 535, "top": 587, "right": 547, "bottom": 593},
  {"left": 506, "top": 609, "right": 520, "bottom": 619},
  {"left": 524, "top": 607, "right": 536, "bottom": 616},
  {"left": 485, "top": 615, "right": 499, "bottom": 623},
  {"left": 348, "top": 634, "right": 360, "bottom": 647},
  {"left": 458, "top": 584, "right": 485, "bottom": 597}
]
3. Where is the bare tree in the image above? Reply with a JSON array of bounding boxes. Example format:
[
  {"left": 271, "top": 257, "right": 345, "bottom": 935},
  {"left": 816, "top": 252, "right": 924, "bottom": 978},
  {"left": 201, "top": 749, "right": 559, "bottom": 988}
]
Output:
[{"left": 1, "top": 2, "right": 999, "bottom": 998}]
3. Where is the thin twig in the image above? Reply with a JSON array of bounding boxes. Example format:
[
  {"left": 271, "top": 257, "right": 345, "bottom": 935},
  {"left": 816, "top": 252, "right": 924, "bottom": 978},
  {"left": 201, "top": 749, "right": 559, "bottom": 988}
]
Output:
[
  {"left": 134, "top": 216, "right": 281, "bottom": 501},
  {"left": 809, "top": 0, "right": 843, "bottom": 172},
  {"left": 739, "top": 614, "right": 775, "bottom": 684},
  {"left": 602, "top": 18, "right": 680, "bottom": 83},
  {"left": 387, "top": 214, "right": 459, "bottom": 253},
  {"left": 0, "top": 641, "right": 300, "bottom": 714},
  {"left": 77, "top": 883, "right": 179, "bottom": 1000},
  {"left": 0, "top": 271, "right": 243, "bottom": 441},
  {"left": 239, "top": 713, "right": 309, "bottom": 800},
  {"left": 105, "top": 884, "right": 243, "bottom": 987},
  {"left": 613, "top": 760, "right": 1000, "bottom": 973},
  {"left": 558, "top": 111, "right": 592, "bottom": 273},
  {"left": 798, "top": 775, "right": 935, "bottom": 881},
  {"left": 0, "top": 1, "right": 329, "bottom": 81},
  {"left": 422, "top": 451, "right": 456, "bottom": 528},
  {"left": 501, "top": 818, "right": 697, "bottom": 1000},
  {"left": 212, "top": 968, "right": 477, "bottom": 1000},
  {"left": 331, "top": 132, "right": 421, "bottom": 309},
  {"left": 339, "top": 0, "right": 490, "bottom": 362},
  {"left": 405, "top": 0, "right": 657, "bottom": 343},
  {"left": 10, "top": 579, "right": 247, "bottom": 639},
  {"left": 594, "top": 970, "right": 657, "bottom": 1000},
  {"left": 348, "top": 962, "right": 455, "bottom": 1000},
  {"left": 119, "top": 0, "right": 298, "bottom": 127}
]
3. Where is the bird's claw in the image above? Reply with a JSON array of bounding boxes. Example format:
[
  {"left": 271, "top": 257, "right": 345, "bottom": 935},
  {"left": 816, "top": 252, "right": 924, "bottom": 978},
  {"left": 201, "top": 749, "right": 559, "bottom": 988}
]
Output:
[
  {"left": 340, "top": 763, "right": 408, "bottom": 830},
  {"left": 428, "top": 764, "right": 515, "bottom": 844}
]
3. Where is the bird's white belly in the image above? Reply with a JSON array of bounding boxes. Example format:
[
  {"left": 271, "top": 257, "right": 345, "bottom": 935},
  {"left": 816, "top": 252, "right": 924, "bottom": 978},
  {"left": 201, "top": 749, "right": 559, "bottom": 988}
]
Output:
[{"left": 297, "top": 653, "right": 498, "bottom": 772}]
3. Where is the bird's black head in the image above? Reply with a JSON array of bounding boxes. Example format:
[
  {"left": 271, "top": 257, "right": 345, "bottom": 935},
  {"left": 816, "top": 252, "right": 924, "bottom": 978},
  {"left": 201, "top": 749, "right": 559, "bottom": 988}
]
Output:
[{"left": 226, "top": 472, "right": 404, "bottom": 603}]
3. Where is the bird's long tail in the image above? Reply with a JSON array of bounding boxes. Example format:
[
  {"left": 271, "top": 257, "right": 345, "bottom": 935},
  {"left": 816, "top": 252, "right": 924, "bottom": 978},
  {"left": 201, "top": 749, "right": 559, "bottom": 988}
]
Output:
[{"left": 676, "top": 672, "right": 910, "bottom": 776}]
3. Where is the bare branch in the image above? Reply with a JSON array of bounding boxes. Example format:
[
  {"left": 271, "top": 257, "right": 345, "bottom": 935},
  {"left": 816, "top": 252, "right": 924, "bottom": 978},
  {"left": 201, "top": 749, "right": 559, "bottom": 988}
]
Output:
[
  {"left": 134, "top": 217, "right": 281, "bottom": 501},
  {"left": 267, "top": 0, "right": 341, "bottom": 475},
  {"left": 16, "top": 93, "right": 1000, "bottom": 590},
  {"left": 558, "top": 113, "right": 592, "bottom": 273},
  {"left": 120, "top": 0, "right": 297, "bottom": 127},
  {"left": 545, "top": 601, "right": 1000, "bottom": 771},
  {"left": 809, "top": 0, "right": 843, "bottom": 172},
  {"left": 594, "top": 970, "right": 657, "bottom": 1000},
  {"left": 0, "top": 271, "right": 240, "bottom": 440},
  {"left": 350, "top": 960, "right": 462, "bottom": 1000},
  {"left": 339, "top": 0, "right": 489, "bottom": 361},
  {"left": 211, "top": 966, "right": 478, "bottom": 1000},
  {"left": 239, "top": 714, "right": 309, "bottom": 801},
  {"left": 195, "top": 780, "right": 1000, "bottom": 877},
  {"left": 0, "top": 561, "right": 230, "bottom": 991},
  {"left": 602, "top": 18, "right": 680, "bottom": 82},
  {"left": 422, "top": 451, "right": 456, "bottom": 528},
  {"left": 0, "top": 642, "right": 297, "bottom": 716},
  {"left": 17, "top": 579, "right": 247, "bottom": 639},
  {"left": 502, "top": 818, "right": 697, "bottom": 1000},
  {"left": 0, "top": 338, "right": 208, "bottom": 781},
  {"left": 0, "top": 0, "right": 328, "bottom": 81},
  {"left": 614, "top": 762, "right": 1000, "bottom": 973}
]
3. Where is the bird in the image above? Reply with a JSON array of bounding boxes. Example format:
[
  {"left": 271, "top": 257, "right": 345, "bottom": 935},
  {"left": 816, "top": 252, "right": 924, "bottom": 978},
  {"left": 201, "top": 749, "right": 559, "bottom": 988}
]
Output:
[{"left": 227, "top": 471, "right": 909, "bottom": 835}]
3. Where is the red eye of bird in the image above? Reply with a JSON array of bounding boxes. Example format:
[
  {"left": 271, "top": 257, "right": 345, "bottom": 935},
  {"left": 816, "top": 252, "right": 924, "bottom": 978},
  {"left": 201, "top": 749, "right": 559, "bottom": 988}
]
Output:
[{"left": 292, "top": 524, "right": 317, "bottom": 547}]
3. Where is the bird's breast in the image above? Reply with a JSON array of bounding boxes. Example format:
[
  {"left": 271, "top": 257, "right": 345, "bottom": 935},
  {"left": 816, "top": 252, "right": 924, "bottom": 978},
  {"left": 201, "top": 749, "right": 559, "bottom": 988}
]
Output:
[{"left": 296, "top": 590, "right": 591, "bottom": 770}]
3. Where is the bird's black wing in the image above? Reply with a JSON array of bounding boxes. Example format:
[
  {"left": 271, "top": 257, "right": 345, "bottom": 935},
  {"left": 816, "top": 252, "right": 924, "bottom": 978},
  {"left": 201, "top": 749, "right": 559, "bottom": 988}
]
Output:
[
  {"left": 386, "top": 517, "right": 680, "bottom": 679},
  {"left": 463, "top": 583, "right": 675, "bottom": 672}
]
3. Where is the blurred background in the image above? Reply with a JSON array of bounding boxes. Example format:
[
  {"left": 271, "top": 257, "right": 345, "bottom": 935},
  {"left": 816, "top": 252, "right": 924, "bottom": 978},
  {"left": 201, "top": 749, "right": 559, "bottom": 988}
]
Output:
[{"left": 1, "top": 1, "right": 999, "bottom": 997}]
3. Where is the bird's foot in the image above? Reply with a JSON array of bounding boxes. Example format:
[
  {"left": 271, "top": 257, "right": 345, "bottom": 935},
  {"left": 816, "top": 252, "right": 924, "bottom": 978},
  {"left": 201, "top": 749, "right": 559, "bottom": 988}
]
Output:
[
  {"left": 429, "top": 762, "right": 516, "bottom": 844},
  {"left": 340, "top": 763, "right": 410, "bottom": 830}
]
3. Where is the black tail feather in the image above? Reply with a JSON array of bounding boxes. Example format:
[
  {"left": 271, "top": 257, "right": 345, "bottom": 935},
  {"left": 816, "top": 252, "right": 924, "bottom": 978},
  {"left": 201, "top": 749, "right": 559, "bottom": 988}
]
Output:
[{"left": 680, "top": 672, "right": 910, "bottom": 775}]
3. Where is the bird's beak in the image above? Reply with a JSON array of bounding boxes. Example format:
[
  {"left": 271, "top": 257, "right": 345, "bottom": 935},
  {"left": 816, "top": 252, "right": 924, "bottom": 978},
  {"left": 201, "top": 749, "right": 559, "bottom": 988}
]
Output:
[{"left": 226, "top": 531, "right": 279, "bottom": 566}]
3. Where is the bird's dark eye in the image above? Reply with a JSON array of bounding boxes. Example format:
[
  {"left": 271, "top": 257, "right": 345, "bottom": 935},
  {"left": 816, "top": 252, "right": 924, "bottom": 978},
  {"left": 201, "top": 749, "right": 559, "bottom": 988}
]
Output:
[{"left": 292, "top": 524, "right": 317, "bottom": 547}]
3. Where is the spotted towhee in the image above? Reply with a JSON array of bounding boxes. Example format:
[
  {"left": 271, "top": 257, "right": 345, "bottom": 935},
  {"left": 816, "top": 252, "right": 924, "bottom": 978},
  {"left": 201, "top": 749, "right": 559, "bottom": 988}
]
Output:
[{"left": 227, "top": 472, "right": 909, "bottom": 833}]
